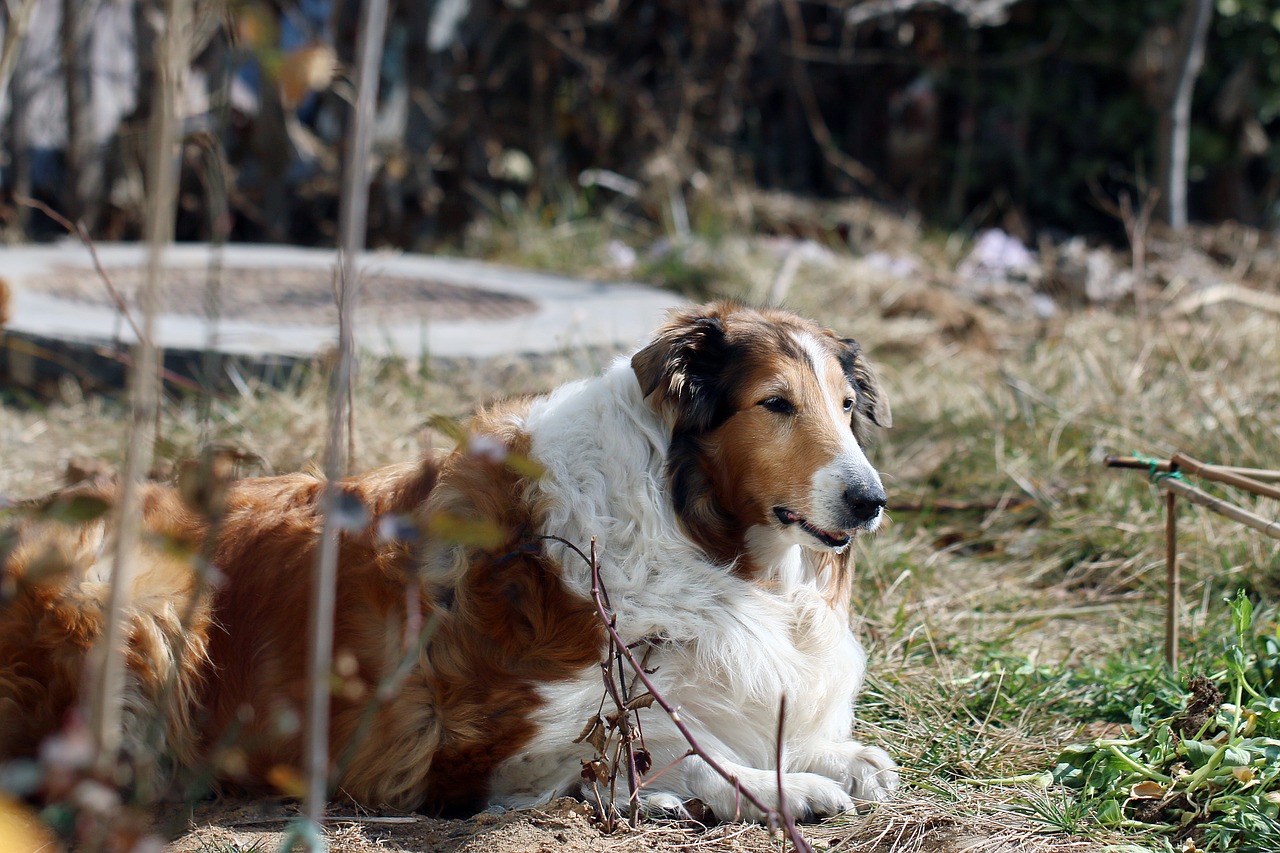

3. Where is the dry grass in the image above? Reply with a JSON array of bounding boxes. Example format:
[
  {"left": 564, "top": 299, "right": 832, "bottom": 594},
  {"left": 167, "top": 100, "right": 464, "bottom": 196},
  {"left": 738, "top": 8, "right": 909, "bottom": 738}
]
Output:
[{"left": 2, "top": 235, "right": 1278, "bottom": 851}]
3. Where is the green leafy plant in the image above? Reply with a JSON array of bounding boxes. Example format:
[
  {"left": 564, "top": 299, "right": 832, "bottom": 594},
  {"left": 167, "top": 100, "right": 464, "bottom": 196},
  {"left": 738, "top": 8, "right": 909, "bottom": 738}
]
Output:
[{"left": 1049, "top": 592, "right": 1280, "bottom": 850}]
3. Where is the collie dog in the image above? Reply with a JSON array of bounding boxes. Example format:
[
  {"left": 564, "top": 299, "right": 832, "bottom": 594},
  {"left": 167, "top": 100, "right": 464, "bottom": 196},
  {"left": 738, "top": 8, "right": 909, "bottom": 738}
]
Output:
[{"left": 0, "top": 302, "right": 898, "bottom": 819}]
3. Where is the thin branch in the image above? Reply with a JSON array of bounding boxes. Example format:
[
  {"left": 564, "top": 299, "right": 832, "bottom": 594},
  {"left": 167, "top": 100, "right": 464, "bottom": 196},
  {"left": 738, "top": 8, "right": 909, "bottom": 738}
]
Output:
[
  {"left": 89, "top": 0, "right": 187, "bottom": 773},
  {"left": 305, "top": 0, "right": 390, "bottom": 838},
  {"left": 571, "top": 535, "right": 815, "bottom": 836},
  {"left": 15, "top": 196, "right": 144, "bottom": 343},
  {"left": 780, "top": 0, "right": 878, "bottom": 189},
  {"left": 1164, "top": 490, "right": 1179, "bottom": 670},
  {"left": 775, "top": 697, "right": 816, "bottom": 853}
]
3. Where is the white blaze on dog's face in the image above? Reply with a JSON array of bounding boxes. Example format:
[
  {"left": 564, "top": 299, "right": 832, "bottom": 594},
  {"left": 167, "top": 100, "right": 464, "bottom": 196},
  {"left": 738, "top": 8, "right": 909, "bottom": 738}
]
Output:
[{"left": 632, "top": 303, "right": 892, "bottom": 568}]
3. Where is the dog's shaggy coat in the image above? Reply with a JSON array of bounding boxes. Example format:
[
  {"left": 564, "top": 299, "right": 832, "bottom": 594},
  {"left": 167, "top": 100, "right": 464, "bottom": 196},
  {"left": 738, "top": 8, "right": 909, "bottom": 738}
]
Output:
[{"left": 0, "top": 302, "right": 898, "bottom": 819}]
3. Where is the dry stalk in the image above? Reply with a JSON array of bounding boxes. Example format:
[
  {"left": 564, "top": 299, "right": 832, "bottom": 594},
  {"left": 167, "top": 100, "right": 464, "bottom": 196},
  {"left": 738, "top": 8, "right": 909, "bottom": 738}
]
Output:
[
  {"left": 774, "top": 697, "right": 816, "bottom": 853},
  {"left": 552, "top": 534, "right": 819, "bottom": 847},
  {"left": 304, "top": 0, "right": 390, "bottom": 839},
  {"left": 549, "top": 536, "right": 649, "bottom": 831},
  {"left": 15, "top": 196, "right": 144, "bottom": 343},
  {"left": 1171, "top": 283, "right": 1280, "bottom": 317},
  {"left": 88, "top": 0, "right": 187, "bottom": 774},
  {"left": 1164, "top": 489, "right": 1179, "bottom": 670},
  {"left": 1118, "top": 187, "right": 1158, "bottom": 327}
]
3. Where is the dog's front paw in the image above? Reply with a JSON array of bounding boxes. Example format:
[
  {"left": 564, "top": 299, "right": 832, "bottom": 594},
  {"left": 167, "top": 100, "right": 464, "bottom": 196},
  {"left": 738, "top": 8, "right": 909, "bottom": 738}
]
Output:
[
  {"left": 782, "top": 772, "right": 857, "bottom": 820},
  {"left": 693, "top": 768, "right": 853, "bottom": 822},
  {"left": 803, "top": 741, "right": 900, "bottom": 803},
  {"left": 844, "top": 744, "right": 899, "bottom": 802},
  {"left": 639, "top": 790, "right": 693, "bottom": 820}
]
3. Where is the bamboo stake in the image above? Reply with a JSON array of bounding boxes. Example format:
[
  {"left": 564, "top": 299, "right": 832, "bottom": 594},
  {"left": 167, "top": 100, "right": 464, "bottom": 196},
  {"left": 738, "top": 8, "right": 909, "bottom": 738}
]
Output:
[
  {"left": 1158, "top": 477, "right": 1280, "bottom": 541},
  {"left": 1105, "top": 455, "right": 1280, "bottom": 484},
  {"left": 88, "top": 0, "right": 186, "bottom": 773},
  {"left": 1164, "top": 490, "right": 1178, "bottom": 670},
  {"left": 304, "top": 0, "right": 389, "bottom": 839},
  {"left": 1170, "top": 452, "right": 1280, "bottom": 502}
]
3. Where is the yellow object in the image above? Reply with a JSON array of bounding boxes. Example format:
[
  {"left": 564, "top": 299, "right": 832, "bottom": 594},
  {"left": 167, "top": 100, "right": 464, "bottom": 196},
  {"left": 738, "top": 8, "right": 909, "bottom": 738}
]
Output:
[{"left": 0, "top": 797, "right": 58, "bottom": 853}]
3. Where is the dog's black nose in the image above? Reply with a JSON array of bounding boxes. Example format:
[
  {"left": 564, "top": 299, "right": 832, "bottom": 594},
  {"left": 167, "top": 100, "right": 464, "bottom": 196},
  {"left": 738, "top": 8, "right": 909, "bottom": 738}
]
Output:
[{"left": 842, "top": 484, "right": 887, "bottom": 526}]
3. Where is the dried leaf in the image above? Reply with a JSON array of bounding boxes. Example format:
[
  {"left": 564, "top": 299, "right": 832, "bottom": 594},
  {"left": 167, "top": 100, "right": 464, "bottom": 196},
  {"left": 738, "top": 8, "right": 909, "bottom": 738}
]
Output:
[
  {"left": 574, "top": 716, "right": 609, "bottom": 756},
  {"left": 41, "top": 494, "right": 111, "bottom": 524},
  {"left": 580, "top": 758, "right": 610, "bottom": 784},
  {"left": 503, "top": 451, "right": 546, "bottom": 480},
  {"left": 427, "top": 415, "right": 469, "bottom": 449},
  {"left": 633, "top": 748, "right": 652, "bottom": 776},
  {"left": 1130, "top": 780, "right": 1166, "bottom": 799},
  {"left": 177, "top": 449, "right": 236, "bottom": 518},
  {"left": 425, "top": 511, "right": 505, "bottom": 548},
  {"left": 627, "top": 692, "right": 657, "bottom": 711},
  {"left": 23, "top": 545, "right": 74, "bottom": 584},
  {"left": 266, "top": 764, "right": 307, "bottom": 798},
  {"left": 1230, "top": 766, "right": 1255, "bottom": 784}
]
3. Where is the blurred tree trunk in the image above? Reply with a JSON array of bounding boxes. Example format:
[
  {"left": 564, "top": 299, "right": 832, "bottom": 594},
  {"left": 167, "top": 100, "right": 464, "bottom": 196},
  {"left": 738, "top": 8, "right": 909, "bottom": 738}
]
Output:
[
  {"left": 6, "top": 67, "right": 30, "bottom": 238},
  {"left": 62, "top": 0, "right": 99, "bottom": 229},
  {"left": 1, "top": 0, "right": 36, "bottom": 238},
  {"left": 1156, "top": 0, "right": 1214, "bottom": 230}
]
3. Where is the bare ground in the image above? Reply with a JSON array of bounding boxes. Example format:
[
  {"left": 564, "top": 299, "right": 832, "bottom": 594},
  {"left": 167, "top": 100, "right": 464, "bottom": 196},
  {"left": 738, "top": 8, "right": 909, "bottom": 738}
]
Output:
[{"left": 158, "top": 792, "right": 1107, "bottom": 853}]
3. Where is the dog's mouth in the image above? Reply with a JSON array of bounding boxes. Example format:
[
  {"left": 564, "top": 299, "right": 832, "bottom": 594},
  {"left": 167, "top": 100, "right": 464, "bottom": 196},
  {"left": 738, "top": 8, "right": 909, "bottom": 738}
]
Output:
[{"left": 773, "top": 506, "right": 852, "bottom": 549}]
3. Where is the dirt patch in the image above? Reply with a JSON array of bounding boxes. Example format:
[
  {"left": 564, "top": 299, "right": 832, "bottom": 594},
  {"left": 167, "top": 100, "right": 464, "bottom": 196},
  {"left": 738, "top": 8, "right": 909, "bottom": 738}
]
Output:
[
  {"left": 26, "top": 266, "right": 537, "bottom": 326},
  {"left": 153, "top": 792, "right": 1102, "bottom": 853}
]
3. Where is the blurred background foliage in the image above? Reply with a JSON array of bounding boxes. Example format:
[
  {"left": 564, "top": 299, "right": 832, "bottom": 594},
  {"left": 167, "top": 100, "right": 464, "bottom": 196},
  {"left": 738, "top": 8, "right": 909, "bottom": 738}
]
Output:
[{"left": 2, "top": 0, "right": 1278, "bottom": 251}]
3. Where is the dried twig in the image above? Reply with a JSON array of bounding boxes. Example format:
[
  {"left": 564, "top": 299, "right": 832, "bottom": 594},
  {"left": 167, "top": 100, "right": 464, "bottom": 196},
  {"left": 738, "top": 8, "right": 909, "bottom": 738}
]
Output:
[
  {"left": 775, "top": 697, "right": 816, "bottom": 853},
  {"left": 304, "top": 0, "right": 390, "bottom": 838},
  {"left": 1164, "top": 489, "right": 1179, "bottom": 670},
  {"left": 890, "top": 496, "right": 1034, "bottom": 513},
  {"left": 15, "top": 195, "right": 144, "bottom": 343},
  {"left": 88, "top": 0, "right": 187, "bottom": 774},
  {"left": 1170, "top": 283, "right": 1280, "bottom": 318},
  {"left": 1118, "top": 187, "right": 1159, "bottom": 326},
  {"left": 779, "top": 0, "right": 878, "bottom": 190},
  {"left": 555, "top": 534, "right": 820, "bottom": 841}
]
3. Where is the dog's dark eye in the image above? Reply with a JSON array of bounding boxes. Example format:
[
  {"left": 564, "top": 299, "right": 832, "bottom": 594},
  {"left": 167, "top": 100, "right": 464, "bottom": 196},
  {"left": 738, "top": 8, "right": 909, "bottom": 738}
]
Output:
[
  {"left": 842, "top": 397, "right": 855, "bottom": 413},
  {"left": 759, "top": 396, "right": 796, "bottom": 415}
]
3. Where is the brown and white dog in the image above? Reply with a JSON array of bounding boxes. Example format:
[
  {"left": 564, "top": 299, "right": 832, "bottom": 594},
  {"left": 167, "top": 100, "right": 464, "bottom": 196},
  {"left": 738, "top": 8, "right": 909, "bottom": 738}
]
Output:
[{"left": 0, "top": 302, "right": 898, "bottom": 819}]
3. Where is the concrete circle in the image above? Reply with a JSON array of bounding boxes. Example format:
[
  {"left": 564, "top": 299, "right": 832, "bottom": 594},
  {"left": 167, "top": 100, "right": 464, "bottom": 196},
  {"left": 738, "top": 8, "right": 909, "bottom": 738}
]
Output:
[{"left": 1, "top": 242, "right": 686, "bottom": 365}]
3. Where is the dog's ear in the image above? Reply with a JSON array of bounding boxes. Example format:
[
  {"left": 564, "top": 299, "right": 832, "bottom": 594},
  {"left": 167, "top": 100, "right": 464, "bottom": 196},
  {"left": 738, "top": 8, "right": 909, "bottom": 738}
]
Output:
[
  {"left": 837, "top": 337, "right": 892, "bottom": 433},
  {"left": 632, "top": 310, "right": 734, "bottom": 433}
]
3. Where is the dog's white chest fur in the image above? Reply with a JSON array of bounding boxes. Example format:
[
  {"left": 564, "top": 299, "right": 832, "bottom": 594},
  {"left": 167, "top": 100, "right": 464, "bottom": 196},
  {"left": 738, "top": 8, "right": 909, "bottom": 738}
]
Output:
[{"left": 485, "top": 361, "right": 887, "bottom": 815}]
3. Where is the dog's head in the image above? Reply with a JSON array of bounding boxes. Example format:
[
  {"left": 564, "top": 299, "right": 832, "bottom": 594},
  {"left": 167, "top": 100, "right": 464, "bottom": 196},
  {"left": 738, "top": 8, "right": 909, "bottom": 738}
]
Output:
[{"left": 632, "top": 302, "right": 891, "bottom": 566}]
